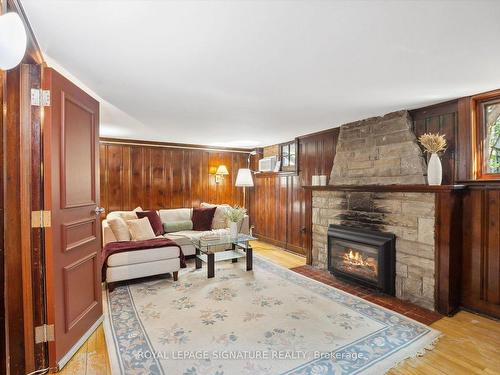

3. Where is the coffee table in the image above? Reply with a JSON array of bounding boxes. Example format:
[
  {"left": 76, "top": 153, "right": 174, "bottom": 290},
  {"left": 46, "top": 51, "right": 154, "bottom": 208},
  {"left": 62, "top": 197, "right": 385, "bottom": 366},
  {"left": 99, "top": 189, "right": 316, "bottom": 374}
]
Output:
[{"left": 192, "top": 234, "right": 256, "bottom": 278}]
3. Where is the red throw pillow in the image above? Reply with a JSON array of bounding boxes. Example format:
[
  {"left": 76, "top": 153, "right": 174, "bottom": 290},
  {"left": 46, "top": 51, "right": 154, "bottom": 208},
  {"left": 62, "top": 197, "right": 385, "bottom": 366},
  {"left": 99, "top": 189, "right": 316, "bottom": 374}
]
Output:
[
  {"left": 192, "top": 207, "right": 217, "bottom": 231},
  {"left": 136, "top": 211, "right": 164, "bottom": 236}
]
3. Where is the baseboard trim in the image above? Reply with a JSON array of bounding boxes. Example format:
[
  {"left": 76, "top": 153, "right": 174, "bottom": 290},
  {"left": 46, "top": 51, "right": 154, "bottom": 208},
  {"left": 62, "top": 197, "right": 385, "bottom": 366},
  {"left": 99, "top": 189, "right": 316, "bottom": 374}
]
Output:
[
  {"left": 284, "top": 242, "right": 306, "bottom": 255},
  {"left": 254, "top": 233, "right": 287, "bottom": 249},
  {"left": 57, "top": 315, "right": 104, "bottom": 370},
  {"left": 253, "top": 234, "right": 306, "bottom": 256}
]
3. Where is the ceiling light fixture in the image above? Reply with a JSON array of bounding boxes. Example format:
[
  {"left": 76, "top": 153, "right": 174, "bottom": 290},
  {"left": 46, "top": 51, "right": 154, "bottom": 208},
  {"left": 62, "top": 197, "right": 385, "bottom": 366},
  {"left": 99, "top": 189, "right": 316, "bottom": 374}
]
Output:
[{"left": 0, "top": 12, "right": 27, "bottom": 70}]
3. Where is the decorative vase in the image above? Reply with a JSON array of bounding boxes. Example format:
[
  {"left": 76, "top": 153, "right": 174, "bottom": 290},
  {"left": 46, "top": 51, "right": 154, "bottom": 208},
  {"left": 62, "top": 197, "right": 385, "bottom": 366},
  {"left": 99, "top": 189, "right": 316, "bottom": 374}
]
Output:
[
  {"left": 229, "top": 221, "right": 238, "bottom": 238},
  {"left": 427, "top": 153, "right": 442, "bottom": 185}
]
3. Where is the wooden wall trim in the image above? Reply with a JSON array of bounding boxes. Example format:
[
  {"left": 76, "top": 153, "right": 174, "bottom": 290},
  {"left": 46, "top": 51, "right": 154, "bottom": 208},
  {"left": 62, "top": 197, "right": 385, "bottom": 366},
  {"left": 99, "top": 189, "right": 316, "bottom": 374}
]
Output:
[
  {"left": 19, "top": 64, "right": 35, "bottom": 372},
  {"left": 100, "top": 137, "right": 253, "bottom": 154},
  {"left": 469, "top": 89, "right": 500, "bottom": 181},
  {"left": 0, "top": 8, "right": 5, "bottom": 372},
  {"left": 456, "top": 97, "right": 473, "bottom": 182},
  {"left": 29, "top": 64, "right": 46, "bottom": 370},
  {"left": 3, "top": 2, "right": 45, "bottom": 373},
  {"left": 4, "top": 64, "right": 37, "bottom": 375}
]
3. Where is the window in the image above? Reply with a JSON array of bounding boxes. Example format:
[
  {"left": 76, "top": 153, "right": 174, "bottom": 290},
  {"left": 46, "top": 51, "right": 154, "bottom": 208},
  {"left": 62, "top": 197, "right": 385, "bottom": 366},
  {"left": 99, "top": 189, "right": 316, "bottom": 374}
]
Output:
[
  {"left": 475, "top": 92, "right": 500, "bottom": 179},
  {"left": 483, "top": 100, "right": 500, "bottom": 174},
  {"left": 280, "top": 140, "right": 298, "bottom": 172}
]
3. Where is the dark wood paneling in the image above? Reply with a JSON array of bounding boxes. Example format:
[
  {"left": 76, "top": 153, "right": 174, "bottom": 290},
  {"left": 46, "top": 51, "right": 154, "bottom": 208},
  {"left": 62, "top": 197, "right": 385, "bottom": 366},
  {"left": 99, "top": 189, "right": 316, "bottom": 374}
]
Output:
[
  {"left": 410, "top": 100, "right": 458, "bottom": 185},
  {"left": 456, "top": 98, "right": 473, "bottom": 182},
  {"left": 251, "top": 175, "right": 287, "bottom": 248},
  {"left": 249, "top": 129, "right": 340, "bottom": 256},
  {"left": 435, "top": 191, "right": 463, "bottom": 315},
  {"left": 99, "top": 141, "right": 248, "bottom": 212},
  {"left": 0, "top": 53, "right": 4, "bottom": 375},
  {"left": 27, "top": 63, "right": 46, "bottom": 372},
  {"left": 461, "top": 185, "right": 500, "bottom": 318}
]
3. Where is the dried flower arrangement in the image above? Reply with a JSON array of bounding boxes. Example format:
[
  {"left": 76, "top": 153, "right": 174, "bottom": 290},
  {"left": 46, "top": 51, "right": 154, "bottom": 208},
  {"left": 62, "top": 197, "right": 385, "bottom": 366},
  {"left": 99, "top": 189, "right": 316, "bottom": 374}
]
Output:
[
  {"left": 225, "top": 205, "right": 247, "bottom": 223},
  {"left": 418, "top": 133, "right": 447, "bottom": 154}
]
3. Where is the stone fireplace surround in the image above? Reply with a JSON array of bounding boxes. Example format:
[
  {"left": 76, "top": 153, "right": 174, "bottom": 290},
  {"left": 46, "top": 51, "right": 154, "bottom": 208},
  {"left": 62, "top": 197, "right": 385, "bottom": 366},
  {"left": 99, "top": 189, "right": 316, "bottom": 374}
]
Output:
[
  {"left": 313, "top": 190, "right": 436, "bottom": 310},
  {"left": 310, "top": 110, "right": 438, "bottom": 310}
]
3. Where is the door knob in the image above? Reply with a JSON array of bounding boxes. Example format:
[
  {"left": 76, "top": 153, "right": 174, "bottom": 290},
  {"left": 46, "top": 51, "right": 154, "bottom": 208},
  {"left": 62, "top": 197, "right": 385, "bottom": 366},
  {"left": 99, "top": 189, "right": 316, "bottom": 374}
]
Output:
[{"left": 95, "top": 207, "right": 105, "bottom": 215}]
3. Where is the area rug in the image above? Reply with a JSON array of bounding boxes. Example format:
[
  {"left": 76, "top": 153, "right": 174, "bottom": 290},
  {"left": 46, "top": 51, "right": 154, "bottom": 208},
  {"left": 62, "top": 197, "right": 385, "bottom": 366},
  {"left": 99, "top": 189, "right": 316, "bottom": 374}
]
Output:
[{"left": 103, "top": 256, "right": 441, "bottom": 375}]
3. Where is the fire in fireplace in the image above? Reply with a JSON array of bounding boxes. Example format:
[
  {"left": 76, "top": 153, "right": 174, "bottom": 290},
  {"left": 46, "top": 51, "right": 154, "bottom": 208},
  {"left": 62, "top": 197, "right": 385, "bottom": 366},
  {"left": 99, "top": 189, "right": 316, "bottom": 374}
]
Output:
[{"left": 328, "top": 225, "right": 396, "bottom": 295}]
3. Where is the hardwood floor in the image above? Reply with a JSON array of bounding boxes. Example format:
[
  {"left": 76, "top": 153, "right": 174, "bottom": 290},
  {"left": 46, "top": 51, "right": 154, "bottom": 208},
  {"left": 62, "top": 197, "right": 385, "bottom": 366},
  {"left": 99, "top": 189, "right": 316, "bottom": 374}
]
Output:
[
  {"left": 389, "top": 311, "right": 500, "bottom": 375},
  {"left": 58, "top": 321, "right": 111, "bottom": 375},
  {"left": 251, "top": 240, "right": 307, "bottom": 268},
  {"left": 59, "top": 241, "right": 499, "bottom": 375}
]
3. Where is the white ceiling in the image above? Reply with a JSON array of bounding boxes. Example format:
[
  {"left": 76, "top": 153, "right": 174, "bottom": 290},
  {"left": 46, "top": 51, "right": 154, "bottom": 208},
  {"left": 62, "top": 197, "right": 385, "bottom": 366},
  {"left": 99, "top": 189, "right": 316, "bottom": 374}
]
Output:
[{"left": 22, "top": 0, "right": 500, "bottom": 148}]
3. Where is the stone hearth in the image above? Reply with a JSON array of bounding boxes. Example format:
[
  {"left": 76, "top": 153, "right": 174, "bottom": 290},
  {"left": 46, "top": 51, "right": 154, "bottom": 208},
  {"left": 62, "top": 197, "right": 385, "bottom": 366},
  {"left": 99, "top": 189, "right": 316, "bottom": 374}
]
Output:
[{"left": 312, "top": 111, "right": 436, "bottom": 310}]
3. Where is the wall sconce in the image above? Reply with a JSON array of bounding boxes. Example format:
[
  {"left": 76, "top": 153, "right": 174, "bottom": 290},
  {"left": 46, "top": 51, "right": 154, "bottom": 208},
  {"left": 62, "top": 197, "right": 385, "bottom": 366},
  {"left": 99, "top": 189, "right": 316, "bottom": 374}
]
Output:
[{"left": 213, "top": 165, "right": 229, "bottom": 184}]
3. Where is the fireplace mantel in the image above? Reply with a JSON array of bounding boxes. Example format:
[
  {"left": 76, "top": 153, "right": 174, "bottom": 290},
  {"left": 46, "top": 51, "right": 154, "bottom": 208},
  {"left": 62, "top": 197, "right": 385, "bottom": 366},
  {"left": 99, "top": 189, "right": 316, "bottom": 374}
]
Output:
[{"left": 303, "top": 184, "right": 466, "bottom": 193}]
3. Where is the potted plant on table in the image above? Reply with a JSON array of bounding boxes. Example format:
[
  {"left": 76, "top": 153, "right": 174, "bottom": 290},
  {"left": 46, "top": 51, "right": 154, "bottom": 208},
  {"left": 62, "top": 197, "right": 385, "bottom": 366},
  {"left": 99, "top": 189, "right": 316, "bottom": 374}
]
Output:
[
  {"left": 418, "top": 133, "right": 447, "bottom": 185},
  {"left": 225, "top": 206, "right": 247, "bottom": 238}
]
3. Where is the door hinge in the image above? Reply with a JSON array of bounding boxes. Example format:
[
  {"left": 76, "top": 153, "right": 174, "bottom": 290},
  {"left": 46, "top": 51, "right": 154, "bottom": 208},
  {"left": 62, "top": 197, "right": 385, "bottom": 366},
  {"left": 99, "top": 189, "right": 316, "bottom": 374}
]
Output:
[
  {"left": 31, "top": 210, "right": 51, "bottom": 228},
  {"left": 31, "top": 89, "right": 51, "bottom": 107},
  {"left": 35, "top": 324, "right": 55, "bottom": 343}
]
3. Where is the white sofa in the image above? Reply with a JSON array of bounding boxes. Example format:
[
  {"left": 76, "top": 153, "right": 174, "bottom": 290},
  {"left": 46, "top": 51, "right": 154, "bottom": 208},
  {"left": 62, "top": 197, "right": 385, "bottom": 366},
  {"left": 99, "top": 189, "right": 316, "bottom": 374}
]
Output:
[{"left": 102, "top": 206, "right": 250, "bottom": 286}]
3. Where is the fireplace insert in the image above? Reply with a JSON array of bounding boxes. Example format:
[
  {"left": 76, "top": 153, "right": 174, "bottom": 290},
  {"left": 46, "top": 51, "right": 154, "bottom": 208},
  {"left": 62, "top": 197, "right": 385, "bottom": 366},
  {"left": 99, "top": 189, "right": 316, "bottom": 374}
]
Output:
[{"left": 328, "top": 225, "right": 396, "bottom": 295}]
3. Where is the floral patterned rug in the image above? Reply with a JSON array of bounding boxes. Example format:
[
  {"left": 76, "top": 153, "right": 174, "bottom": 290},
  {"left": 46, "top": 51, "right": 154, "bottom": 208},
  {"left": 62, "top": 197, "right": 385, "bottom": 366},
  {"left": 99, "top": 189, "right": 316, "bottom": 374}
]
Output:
[{"left": 103, "top": 256, "right": 440, "bottom": 375}]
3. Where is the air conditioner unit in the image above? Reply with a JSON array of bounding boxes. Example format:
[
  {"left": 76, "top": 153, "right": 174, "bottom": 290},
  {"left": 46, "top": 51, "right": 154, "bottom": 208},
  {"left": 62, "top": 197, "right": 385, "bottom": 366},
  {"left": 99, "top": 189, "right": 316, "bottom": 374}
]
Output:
[{"left": 258, "top": 156, "right": 277, "bottom": 172}]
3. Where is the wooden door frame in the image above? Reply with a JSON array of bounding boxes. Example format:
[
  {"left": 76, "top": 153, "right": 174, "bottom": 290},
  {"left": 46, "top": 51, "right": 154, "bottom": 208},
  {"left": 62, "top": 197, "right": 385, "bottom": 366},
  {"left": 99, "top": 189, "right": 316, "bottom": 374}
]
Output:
[
  {"left": 4, "top": 62, "right": 35, "bottom": 375},
  {"left": 2, "top": 1, "right": 46, "bottom": 374},
  {"left": 0, "top": 5, "right": 5, "bottom": 373}
]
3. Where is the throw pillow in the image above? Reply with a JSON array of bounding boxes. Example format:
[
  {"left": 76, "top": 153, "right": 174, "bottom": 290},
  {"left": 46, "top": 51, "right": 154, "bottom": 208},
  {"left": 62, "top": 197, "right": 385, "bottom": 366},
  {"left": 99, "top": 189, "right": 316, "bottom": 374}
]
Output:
[
  {"left": 127, "top": 217, "right": 156, "bottom": 241},
  {"left": 163, "top": 220, "right": 193, "bottom": 233},
  {"left": 136, "top": 210, "right": 164, "bottom": 236},
  {"left": 192, "top": 207, "right": 217, "bottom": 231},
  {"left": 107, "top": 216, "right": 131, "bottom": 241},
  {"left": 201, "top": 202, "right": 231, "bottom": 229},
  {"left": 119, "top": 206, "right": 143, "bottom": 221}
]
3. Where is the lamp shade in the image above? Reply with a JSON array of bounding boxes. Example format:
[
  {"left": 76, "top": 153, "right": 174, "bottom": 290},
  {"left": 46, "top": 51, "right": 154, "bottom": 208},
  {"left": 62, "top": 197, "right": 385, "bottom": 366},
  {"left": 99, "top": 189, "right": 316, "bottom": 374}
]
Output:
[
  {"left": 235, "top": 168, "right": 254, "bottom": 187},
  {"left": 216, "top": 165, "right": 229, "bottom": 175},
  {"left": 0, "top": 12, "right": 27, "bottom": 70}
]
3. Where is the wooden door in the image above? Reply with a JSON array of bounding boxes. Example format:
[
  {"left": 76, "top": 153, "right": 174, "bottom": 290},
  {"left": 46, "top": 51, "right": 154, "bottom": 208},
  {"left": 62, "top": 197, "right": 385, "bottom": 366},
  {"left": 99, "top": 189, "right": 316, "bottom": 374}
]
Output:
[{"left": 42, "top": 68, "right": 102, "bottom": 368}]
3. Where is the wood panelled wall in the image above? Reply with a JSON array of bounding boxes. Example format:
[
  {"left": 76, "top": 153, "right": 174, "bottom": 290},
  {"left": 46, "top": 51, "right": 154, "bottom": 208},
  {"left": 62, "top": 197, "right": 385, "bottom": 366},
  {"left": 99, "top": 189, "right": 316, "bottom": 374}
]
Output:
[
  {"left": 410, "top": 100, "right": 458, "bottom": 185},
  {"left": 248, "top": 129, "right": 339, "bottom": 255},
  {"left": 411, "top": 95, "right": 500, "bottom": 318},
  {"left": 99, "top": 141, "right": 249, "bottom": 212},
  {"left": 462, "top": 184, "right": 500, "bottom": 318}
]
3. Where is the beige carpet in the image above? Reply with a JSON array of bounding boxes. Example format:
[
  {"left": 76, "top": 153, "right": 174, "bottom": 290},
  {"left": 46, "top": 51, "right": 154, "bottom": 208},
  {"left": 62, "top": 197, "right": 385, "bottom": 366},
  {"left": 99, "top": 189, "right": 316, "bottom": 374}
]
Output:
[{"left": 103, "top": 256, "right": 440, "bottom": 375}]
